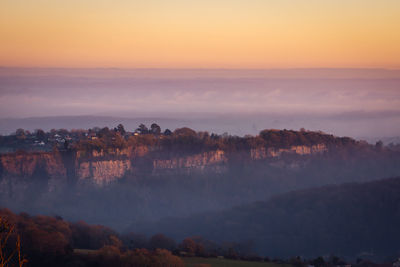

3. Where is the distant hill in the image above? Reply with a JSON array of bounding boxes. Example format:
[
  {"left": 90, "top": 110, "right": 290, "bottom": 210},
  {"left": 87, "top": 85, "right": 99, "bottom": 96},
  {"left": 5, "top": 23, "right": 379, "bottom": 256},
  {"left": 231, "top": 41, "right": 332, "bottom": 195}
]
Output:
[
  {"left": 0, "top": 116, "right": 186, "bottom": 135},
  {"left": 362, "top": 136, "right": 400, "bottom": 146},
  {"left": 133, "top": 177, "right": 400, "bottom": 261}
]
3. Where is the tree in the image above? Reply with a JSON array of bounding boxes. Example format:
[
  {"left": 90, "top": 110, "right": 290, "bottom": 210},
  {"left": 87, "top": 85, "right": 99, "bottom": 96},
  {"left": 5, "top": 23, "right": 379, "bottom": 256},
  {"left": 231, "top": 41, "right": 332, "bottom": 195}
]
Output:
[
  {"left": 173, "top": 127, "right": 196, "bottom": 137},
  {"left": 136, "top": 124, "right": 149, "bottom": 135},
  {"left": 375, "top": 140, "right": 383, "bottom": 150},
  {"left": 179, "top": 238, "right": 197, "bottom": 254},
  {"left": 95, "top": 245, "right": 121, "bottom": 267},
  {"left": 122, "top": 248, "right": 184, "bottom": 267},
  {"left": 150, "top": 123, "right": 161, "bottom": 135},
  {"left": 64, "top": 140, "right": 69, "bottom": 150},
  {"left": 311, "top": 256, "right": 326, "bottom": 267},
  {"left": 0, "top": 217, "right": 27, "bottom": 267},
  {"left": 35, "top": 129, "right": 46, "bottom": 141},
  {"left": 121, "top": 248, "right": 151, "bottom": 267},
  {"left": 329, "top": 255, "right": 346, "bottom": 265},
  {"left": 109, "top": 235, "right": 123, "bottom": 249},
  {"left": 116, "top": 124, "right": 126, "bottom": 135},
  {"left": 289, "top": 256, "right": 307, "bottom": 267},
  {"left": 57, "top": 129, "right": 69, "bottom": 137},
  {"left": 259, "top": 129, "right": 281, "bottom": 146},
  {"left": 151, "top": 249, "right": 184, "bottom": 267},
  {"left": 98, "top": 127, "right": 111, "bottom": 138},
  {"left": 121, "top": 232, "right": 148, "bottom": 250},
  {"left": 163, "top": 129, "right": 172, "bottom": 136},
  {"left": 15, "top": 129, "right": 26, "bottom": 140},
  {"left": 149, "top": 234, "right": 176, "bottom": 251}
]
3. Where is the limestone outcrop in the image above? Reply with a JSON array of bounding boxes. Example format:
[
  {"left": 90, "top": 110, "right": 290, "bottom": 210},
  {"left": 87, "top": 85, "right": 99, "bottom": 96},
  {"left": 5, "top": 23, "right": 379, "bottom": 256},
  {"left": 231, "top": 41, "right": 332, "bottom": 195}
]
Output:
[{"left": 0, "top": 143, "right": 329, "bottom": 187}]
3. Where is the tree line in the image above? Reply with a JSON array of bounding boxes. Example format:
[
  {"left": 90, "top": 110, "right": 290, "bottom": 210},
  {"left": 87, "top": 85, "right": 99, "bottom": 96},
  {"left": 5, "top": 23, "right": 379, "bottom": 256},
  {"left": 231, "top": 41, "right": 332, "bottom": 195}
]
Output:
[
  {"left": 3, "top": 207, "right": 393, "bottom": 267},
  {"left": 2, "top": 123, "right": 384, "bottom": 155},
  {"left": 0, "top": 208, "right": 272, "bottom": 267}
]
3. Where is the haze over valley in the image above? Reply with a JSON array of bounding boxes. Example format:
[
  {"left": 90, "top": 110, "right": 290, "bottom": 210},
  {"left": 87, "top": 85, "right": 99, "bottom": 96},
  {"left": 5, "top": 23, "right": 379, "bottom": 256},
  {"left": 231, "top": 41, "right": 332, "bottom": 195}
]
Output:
[{"left": 1, "top": 68, "right": 400, "bottom": 140}]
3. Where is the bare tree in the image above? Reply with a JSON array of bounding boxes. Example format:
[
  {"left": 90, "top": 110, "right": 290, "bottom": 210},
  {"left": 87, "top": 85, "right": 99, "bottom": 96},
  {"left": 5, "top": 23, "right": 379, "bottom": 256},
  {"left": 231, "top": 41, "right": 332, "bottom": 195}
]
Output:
[{"left": 0, "top": 217, "right": 27, "bottom": 267}]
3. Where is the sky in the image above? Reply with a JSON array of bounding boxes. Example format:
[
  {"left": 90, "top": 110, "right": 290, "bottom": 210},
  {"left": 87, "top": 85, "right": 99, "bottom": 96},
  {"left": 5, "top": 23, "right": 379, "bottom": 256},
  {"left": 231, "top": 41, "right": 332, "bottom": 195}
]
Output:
[{"left": 0, "top": 0, "right": 400, "bottom": 68}]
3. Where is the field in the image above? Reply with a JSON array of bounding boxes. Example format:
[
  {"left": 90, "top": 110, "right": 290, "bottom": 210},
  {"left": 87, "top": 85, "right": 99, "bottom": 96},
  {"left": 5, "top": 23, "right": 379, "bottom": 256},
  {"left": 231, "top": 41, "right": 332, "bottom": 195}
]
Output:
[
  {"left": 72, "top": 249, "right": 292, "bottom": 267},
  {"left": 183, "top": 257, "right": 291, "bottom": 267}
]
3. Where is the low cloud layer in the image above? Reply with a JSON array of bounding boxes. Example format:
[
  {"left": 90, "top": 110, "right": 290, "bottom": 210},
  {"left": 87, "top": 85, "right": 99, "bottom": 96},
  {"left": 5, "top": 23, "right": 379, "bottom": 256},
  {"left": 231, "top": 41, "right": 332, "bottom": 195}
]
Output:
[{"left": 1, "top": 68, "right": 400, "bottom": 138}]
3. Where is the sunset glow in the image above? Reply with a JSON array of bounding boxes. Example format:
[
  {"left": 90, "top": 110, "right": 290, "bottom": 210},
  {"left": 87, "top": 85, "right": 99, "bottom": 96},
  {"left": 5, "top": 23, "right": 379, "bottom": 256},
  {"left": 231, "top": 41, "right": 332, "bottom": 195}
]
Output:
[{"left": 1, "top": 0, "right": 399, "bottom": 68}]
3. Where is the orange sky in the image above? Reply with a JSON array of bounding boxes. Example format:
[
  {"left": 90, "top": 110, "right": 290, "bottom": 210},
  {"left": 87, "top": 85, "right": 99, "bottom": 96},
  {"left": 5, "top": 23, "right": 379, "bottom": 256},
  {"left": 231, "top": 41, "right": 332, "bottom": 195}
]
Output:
[{"left": 0, "top": 0, "right": 399, "bottom": 68}]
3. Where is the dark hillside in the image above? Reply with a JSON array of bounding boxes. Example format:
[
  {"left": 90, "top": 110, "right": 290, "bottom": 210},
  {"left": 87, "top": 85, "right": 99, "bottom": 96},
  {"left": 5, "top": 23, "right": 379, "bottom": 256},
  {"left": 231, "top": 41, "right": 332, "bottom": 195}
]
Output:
[{"left": 133, "top": 177, "right": 400, "bottom": 261}]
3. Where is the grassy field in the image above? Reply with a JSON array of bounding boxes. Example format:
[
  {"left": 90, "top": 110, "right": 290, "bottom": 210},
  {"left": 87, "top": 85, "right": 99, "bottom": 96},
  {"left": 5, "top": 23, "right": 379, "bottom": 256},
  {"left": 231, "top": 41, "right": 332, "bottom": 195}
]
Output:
[
  {"left": 72, "top": 249, "right": 291, "bottom": 267},
  {"left": 183, "top": 257, "right": 291, "bottom": 267}
]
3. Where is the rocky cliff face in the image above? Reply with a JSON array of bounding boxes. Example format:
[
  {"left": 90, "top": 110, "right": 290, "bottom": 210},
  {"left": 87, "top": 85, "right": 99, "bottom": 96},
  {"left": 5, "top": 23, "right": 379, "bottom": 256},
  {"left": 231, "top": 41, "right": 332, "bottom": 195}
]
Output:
[
  {"left": 76, "top": 147, "right": 132, "bottom": 159},
  {"left": 74, "top": 145, "right": 157, "bottom": 184},
  {"left": 0, "top": 143, "right": 329, "bottom": 188},
  {"left": 0, "top": 151, "right": 67, "bottom": 194},
  {"left": 250, "top": 144, "right": 327, "bottom": 160},
  {"left": 152, "top": 150, "right": 227, "bottom": 174},
  {"left": 77, "top": 160, "right": 131, "bottom": 185},
  {"left": 0, "top": 151, "right": 66, "bottom": 179},
  {"left": 75, "top": 147, "right": 134, "bottom": 185}
]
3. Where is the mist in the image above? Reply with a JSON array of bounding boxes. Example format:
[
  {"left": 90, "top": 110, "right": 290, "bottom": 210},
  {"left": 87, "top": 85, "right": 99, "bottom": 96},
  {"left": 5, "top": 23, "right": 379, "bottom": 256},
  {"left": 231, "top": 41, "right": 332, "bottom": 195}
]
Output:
[{"left": 1, "top": 68, "right": 400, "bottom": 139}]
